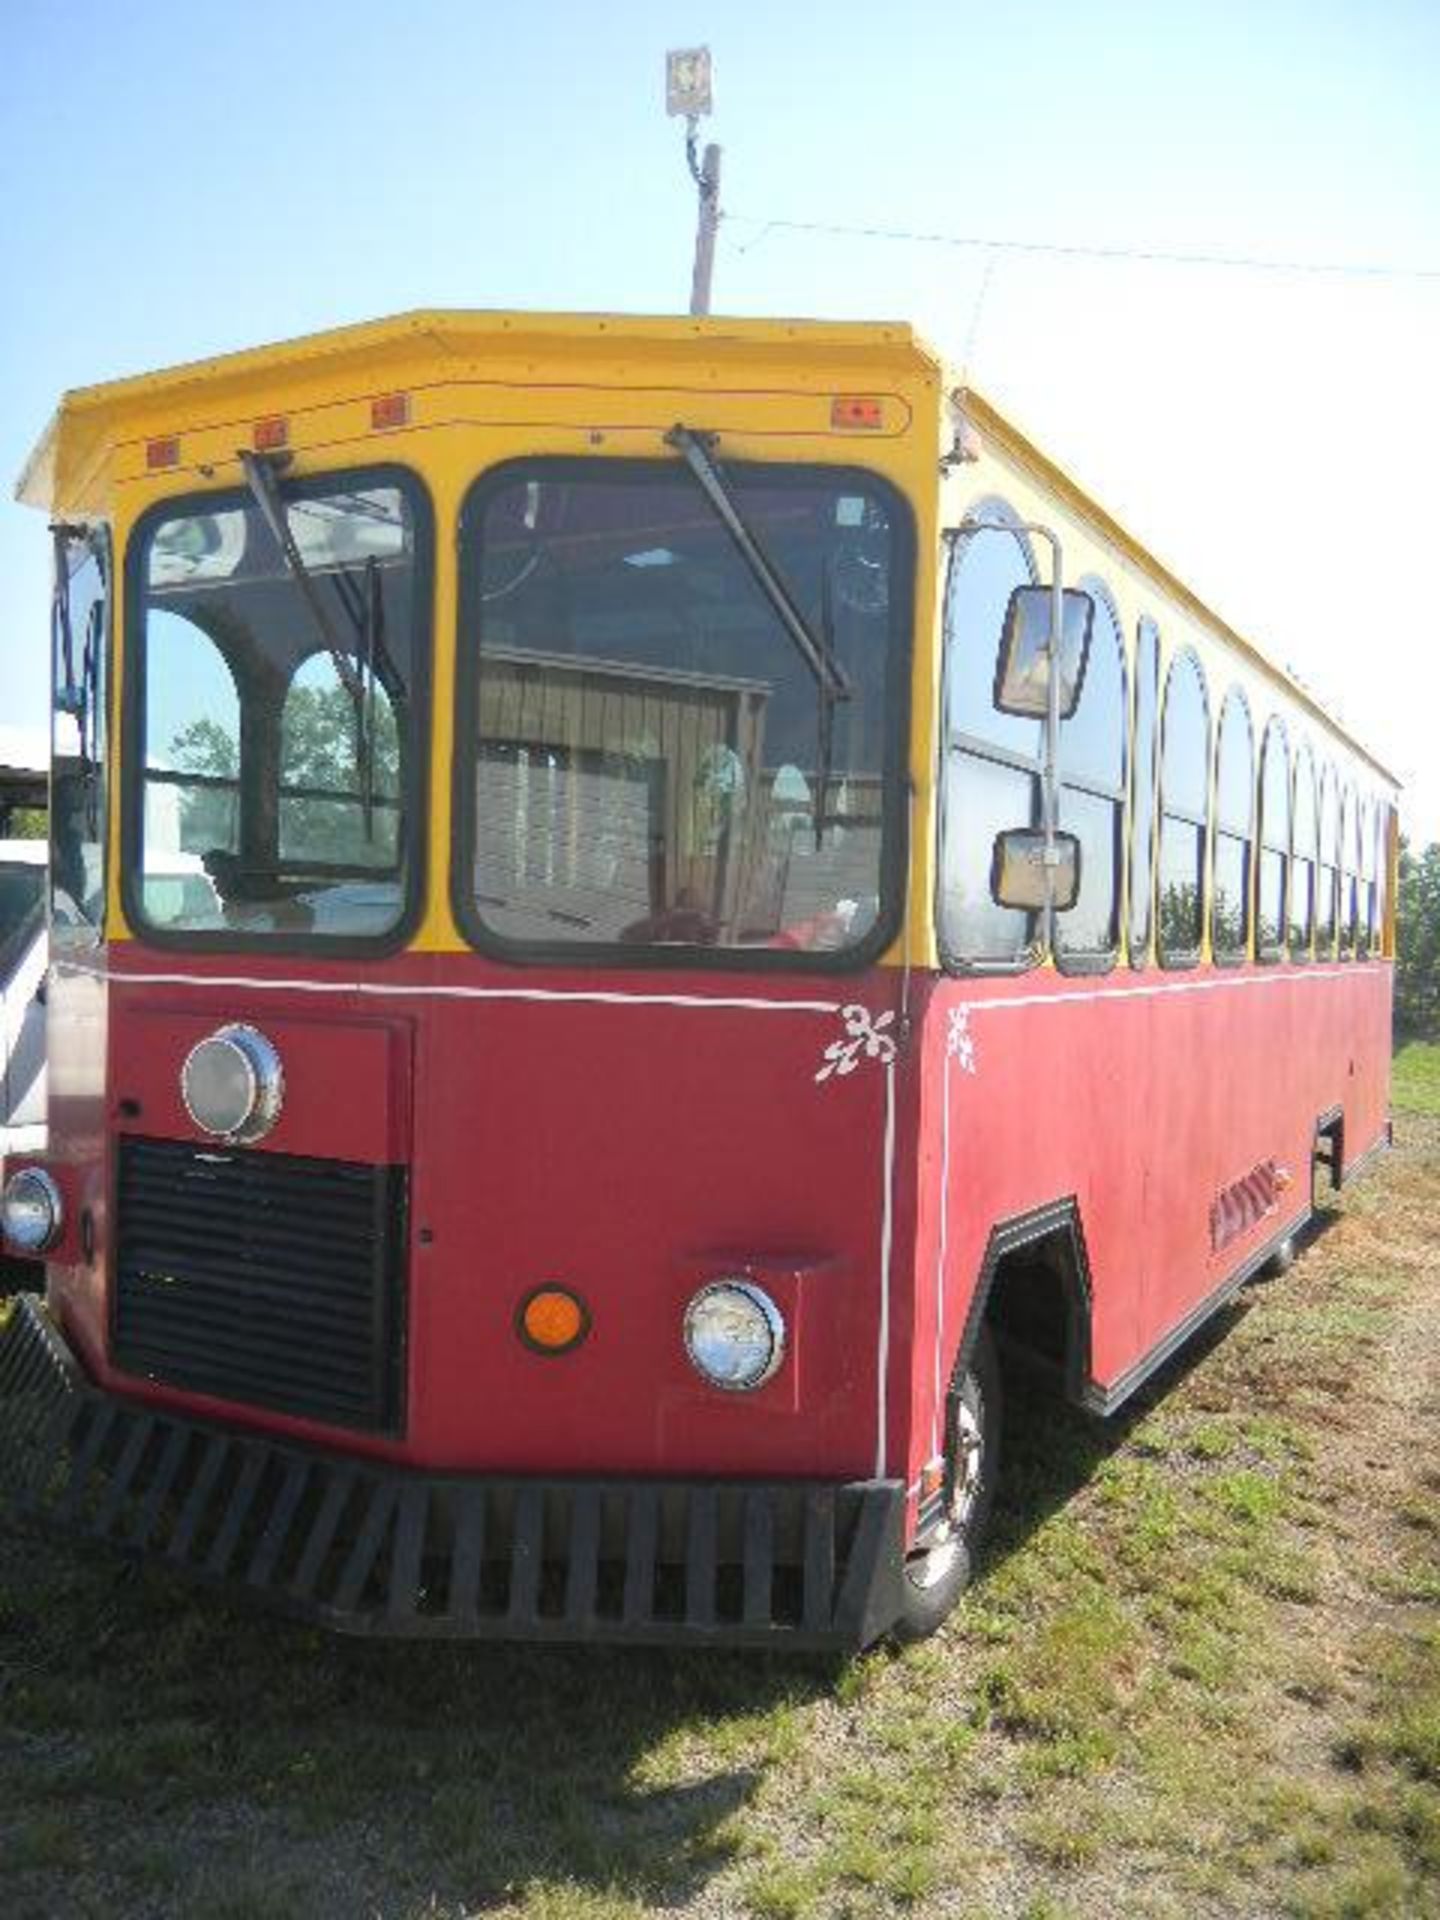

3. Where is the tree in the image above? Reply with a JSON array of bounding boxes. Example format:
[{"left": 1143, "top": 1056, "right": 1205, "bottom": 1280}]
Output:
[
  {"left": 1395, "top": 837, "right": 1440, "bottom": 1038},
  {"left": 169, "top": 677, "right": 400, "bottom": 867}
]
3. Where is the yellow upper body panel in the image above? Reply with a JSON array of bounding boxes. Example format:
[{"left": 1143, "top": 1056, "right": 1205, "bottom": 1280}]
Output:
[{"left": 19, "top": 307, "right": 1397, "bottom": 964}]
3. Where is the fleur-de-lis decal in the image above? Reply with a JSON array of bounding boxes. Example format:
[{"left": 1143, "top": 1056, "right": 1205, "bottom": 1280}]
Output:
[
  {"left": 816, "top": 1004, "right": 897, "bottom": 1083},
  {"left": 947, "top": 1005, "right": 977, "bottom": 1076}
]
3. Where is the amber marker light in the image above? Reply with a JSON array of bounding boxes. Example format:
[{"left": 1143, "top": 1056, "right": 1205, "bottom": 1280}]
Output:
[
  {"left": 517, "top": 1286, "right": 591, "bottom": 1355},
  {"left": 146, "top": 436, "right": 180, "bottom": 470},
  {"left": 253, "top": 416, "right": 289, "bottom": 451},
  {"left": 371, "top": 392, "right": 411, "bottom": 430},
  {"left": 831, "top": 395, "right": 884, "bottom": 430}
]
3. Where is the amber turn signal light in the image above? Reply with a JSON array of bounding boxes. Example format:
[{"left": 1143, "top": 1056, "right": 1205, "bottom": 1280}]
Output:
[{"left": 517, "top": 1286, "right": 590, "bottom": 1355}]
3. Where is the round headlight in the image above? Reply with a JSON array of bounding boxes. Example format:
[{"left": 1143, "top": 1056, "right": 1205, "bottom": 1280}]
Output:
[
  {"left": 683, "top": 1280, "right": 785, "bottom": 1392},
  {"left": 2, "top": 1167, "right": 63, "bottom": 1255},
  {"left": 181, "top": 1024, "right": 284, "bottom": 1142}
]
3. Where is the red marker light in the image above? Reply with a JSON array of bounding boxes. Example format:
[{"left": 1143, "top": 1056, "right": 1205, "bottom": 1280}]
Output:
[
  {"left": 371, "top": 392, "right": 411, "bottom": 431},
  {"left": 831, "top": 396, "right": 884, "bottom": 430},
  {"left": 145, "top": 436, "right": 180, "bottom": 471},
  {"left": 253, "top": 416, "right": 288, "bottom": 452}
]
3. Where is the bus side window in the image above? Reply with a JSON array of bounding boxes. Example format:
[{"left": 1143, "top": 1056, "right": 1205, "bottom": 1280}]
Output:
[
  {"left": 1256, "top": 718, "right": 1289, "bottom": 962},
  {"left": 1156, "top": 649, "right": 1209, "bottom": 968},
  {"left": 1316, "top": 764, "right": 1339, "bottom": 958},
  {"left": 1290, "top": 743, "right": 1317, "bottom": 958},
  {"left": 1357, "top": 797, "right": 1375, "bottom": 958},
  {"left": 1211, "top": 687, "right": 1254, "bottom": 965},
  {"left": 1056, "top": 578, "right": 1124, "bottom": 970},
  {"left": 1127, "top": 619, "right": 1159, "bottom": 969},
  {"left": 1338, "top": 782, "right": 1357, "bottom": 960},
  {"left": 50, "top": 528, "right": 110, "bottom": 944},
  {"left": 938, "top": 501, "right": 1041, "bottom": 968},
  {"left": 1373, "top": 802, "right": 1390, "bottom": 956}
]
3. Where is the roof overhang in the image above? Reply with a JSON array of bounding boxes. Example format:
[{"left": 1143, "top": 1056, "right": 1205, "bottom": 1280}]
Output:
[{"left": 16, "top": 308, "right": 943, "bottom": 515}]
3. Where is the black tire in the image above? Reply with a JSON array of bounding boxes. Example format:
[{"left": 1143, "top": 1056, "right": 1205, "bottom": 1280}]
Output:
[
  {"left": 893, "top": 1323, "right": 1003, "bottom": 1642},
  {"left": 1262, "top": 1235, "right": 1297, "bottom": 1278}
]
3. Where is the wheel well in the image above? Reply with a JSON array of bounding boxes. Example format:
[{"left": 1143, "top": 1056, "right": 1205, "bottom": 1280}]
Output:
[
  {"left": 963, "top": 1202, "right": 1094, "bottom": 1405},
  {"left": 1314, "top": 1107, "right": 1344, "bottom": 1193}
]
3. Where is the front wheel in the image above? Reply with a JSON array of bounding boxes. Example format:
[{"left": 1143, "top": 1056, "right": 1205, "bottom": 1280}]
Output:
[{"left": 893, "top": 1324, "right": 1003, "bottom": 1642}]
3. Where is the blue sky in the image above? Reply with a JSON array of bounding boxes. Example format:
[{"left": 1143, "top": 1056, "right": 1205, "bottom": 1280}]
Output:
[{"left": 3, "top": 0, "right": 1437, "bottom": 835}]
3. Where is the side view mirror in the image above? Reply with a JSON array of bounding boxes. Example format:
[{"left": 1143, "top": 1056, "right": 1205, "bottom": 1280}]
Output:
[
  {"left": 994, "top": 586, "right": 1095, "bottom": 720},
  {"left": 991, "top": 827, "right": 1082, "bottom": 914}
]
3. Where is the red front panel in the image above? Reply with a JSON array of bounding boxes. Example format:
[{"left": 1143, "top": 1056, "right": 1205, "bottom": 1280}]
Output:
[{"left": 61, "top": 947, "right": 910, "bottom": 1483}]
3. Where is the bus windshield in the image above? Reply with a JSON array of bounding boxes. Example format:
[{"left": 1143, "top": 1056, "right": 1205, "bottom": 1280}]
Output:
[
  {"left": 457, "top": 459, "right": 909, "bottom": 960},
  {"left": 129, "top": 471, "right": 427, "bottom": 944}
]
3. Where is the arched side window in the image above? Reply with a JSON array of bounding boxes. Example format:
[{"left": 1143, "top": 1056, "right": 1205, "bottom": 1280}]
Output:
[
  {"left": 1357, "top": 797, "right": 1376, "bottom": 958},
  {"left": 1211, "top": 688, "right": 1254, "bottom": 965},
  {"left": 1289, "top": 743, "right": 1317, "bottom": 959},
  {"left": 1157, "top": 648, "right": 1209, "bottom": 967},
  {"left": 1256, "top": 718, "right": 1289, "bottom": 961},
  {"left": 1056, "top": 578, "right": 1125, "bottom": 968},
  {"left": 1316, "top": 764, "right": 1339, "bottom": 957},
  {"left": 1338, "top": 782, "right": 1357, "bottom": 960},
  {"left": 1127, "top": 618, "right": 1160, "bottom": 969},
  {"left": 938, "top": 503, "right": 1041, "bottom": 967}
]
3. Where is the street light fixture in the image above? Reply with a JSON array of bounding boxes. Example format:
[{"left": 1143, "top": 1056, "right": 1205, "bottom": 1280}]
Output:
[{"left": 666, "top": 46, "right": 721, "bottom": 316}]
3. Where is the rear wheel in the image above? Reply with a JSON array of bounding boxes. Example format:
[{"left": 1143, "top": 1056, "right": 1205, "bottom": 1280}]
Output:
[{"left": 894, "top": 1324, "right": 1002, "bottom": 1641}]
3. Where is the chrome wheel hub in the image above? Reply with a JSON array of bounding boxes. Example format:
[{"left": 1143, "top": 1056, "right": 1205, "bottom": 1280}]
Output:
[{"left": 904, "top": 1394, "right": 985, "bottom": 1591}]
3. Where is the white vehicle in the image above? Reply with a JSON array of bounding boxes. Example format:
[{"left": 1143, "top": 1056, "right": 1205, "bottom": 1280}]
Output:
[{"left": 0, "top": 840, "right": 47, "bottom": 1168}]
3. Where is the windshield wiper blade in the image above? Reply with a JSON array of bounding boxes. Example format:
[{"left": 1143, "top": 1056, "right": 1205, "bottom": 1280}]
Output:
[
  {"left": 665, "top": 425, "right": 852, "bottom": 702},
  {"left": 240, "top": 452, "right": 364, "bottom": 705},
  {"left": 241, "top": 449, "right": 378, "bottom": 838}
]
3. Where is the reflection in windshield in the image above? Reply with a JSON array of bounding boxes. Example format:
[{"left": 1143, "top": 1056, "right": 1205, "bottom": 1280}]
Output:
[
  {"left": 0, "top": 863, "right": 45, "bottom": 980},
  {"left": 135, "top": 480, "right": 421, "bottom": 940},
  {"left": 462, "top": 463, "right": 906, "bottom": 957}
]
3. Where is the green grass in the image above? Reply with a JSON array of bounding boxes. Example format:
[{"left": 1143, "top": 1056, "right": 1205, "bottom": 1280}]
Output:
[
  {"left": 1393, "top": 1040, "right": 1440, "bottom": 1115},
  {"left": 2, "top": 1121, "right": 1438, "bottom": 1918}
]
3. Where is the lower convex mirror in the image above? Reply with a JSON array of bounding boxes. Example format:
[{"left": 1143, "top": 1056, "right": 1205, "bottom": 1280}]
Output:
[
  {"left": 995, "top": 586, "right": 1095, "bottom": 719},
  {"left": 991, "top": 827, "right": 1082, "bottom": 913}
]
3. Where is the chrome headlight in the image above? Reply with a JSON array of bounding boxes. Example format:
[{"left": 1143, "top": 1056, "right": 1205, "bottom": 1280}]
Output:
[
  {"left": 1, "top": 1167, "right": 63, "bottom": 1254},
  {"left": 683, "top": 1280, "right": 785, "bottom": 1391},
  {"left": 181, "top": 1024, "right": 284, "bottom": 1142}
]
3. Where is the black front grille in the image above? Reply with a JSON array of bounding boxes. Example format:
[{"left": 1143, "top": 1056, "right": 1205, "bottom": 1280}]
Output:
[{"left": 114, "top": 1137, "right": 406, "bottom": 1434}]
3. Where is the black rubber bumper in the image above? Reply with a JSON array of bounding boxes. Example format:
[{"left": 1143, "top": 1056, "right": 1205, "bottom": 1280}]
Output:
[{"left": 0, "top": 1296, "right": 905, "bottom": 1649}]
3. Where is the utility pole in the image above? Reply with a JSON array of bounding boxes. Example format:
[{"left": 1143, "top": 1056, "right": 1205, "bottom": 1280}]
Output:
[{"left": 666, "top": 47, "right": 720, "bottom": 316}]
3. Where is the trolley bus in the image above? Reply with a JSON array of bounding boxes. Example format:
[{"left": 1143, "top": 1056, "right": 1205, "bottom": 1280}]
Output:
[{"left": 0, "top": 311, "right": 1397, "bottom": 1646}]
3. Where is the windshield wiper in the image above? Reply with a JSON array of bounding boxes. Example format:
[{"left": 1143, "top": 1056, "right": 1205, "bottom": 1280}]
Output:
[
  {"left": 665, "top": 425, "right": 851, "bottom": 846},
  {"left": 665, "top": 426, "right": 851, "bottom": 700},
  {"left": 240, "top": 450, "right": 376, "bottom": 839}
]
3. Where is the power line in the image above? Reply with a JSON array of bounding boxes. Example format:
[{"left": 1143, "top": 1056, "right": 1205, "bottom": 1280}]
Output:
[{"left": 724, "top": 211, "right": 1440, "bottom": 284}]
